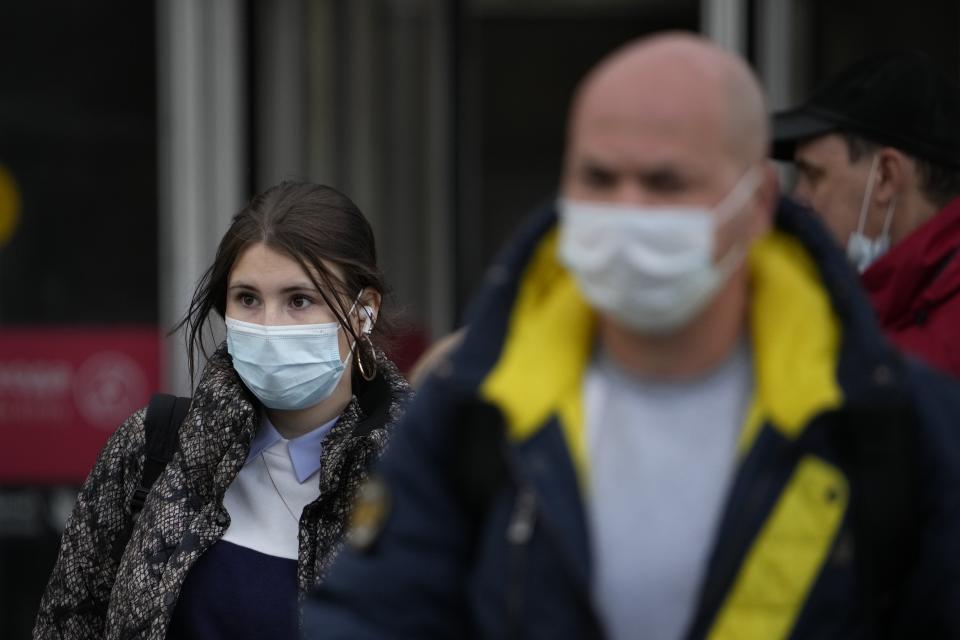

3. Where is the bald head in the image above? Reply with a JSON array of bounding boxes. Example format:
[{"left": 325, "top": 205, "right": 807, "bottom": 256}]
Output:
[
  {"left": 560, "top": 32, "right": 773, "bottom": 213},
  {"left": 569, "top": 33, "right": 768, "bottom": 170}
]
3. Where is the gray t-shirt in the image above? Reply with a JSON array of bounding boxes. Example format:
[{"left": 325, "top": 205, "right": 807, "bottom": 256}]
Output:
[{"left": 585, "top": 340, "right": 752, "bottom": 640}]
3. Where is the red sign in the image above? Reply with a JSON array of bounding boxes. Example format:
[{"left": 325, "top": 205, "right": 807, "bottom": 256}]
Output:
[{"left": 0, "top": 327, "right": 161, "bottom": 483}]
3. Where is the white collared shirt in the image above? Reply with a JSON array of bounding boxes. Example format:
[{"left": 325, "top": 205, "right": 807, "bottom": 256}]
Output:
[{"left": 221, "top": 413, "right": 338, "bottom": 560}]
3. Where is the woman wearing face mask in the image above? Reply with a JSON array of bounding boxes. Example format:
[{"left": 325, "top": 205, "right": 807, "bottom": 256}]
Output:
[{"left": 34, "top": 182, "right": 412, "bottom": 640}]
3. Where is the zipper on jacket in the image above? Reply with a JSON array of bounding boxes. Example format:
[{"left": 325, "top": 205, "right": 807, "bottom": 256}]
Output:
[{"left": 506, "top": 485, "right": 537, "bottom": 640}]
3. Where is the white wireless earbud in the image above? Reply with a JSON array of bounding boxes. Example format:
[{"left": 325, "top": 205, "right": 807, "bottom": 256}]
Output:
[{"left": 361, "top": 305, "right": 376, "bottom": 334}]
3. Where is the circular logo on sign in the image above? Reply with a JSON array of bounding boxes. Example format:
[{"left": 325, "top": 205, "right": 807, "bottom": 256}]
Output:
[{"left": 74, "top": 352, "right": 149, "bottom": 430}]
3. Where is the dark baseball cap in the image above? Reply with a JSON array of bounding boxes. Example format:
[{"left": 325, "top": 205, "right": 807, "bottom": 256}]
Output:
[{"left": 771, "top": 50, "right": 960, "bottom": 169}]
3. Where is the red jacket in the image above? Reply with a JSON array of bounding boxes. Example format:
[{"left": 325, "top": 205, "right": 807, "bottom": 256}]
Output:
[{"left": 862, "top": 196, "right": 960, "bottom": 377}]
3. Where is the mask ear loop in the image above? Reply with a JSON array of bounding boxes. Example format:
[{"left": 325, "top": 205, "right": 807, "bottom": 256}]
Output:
[
  {"left": 713, "top": 165, "right": 762, "bottom": 224},
  {"left": 855, "top": 154, "right": 882, "bottom": 239},
  {"left": 711, "top": 165, "right": 762, "bottom": 270}
]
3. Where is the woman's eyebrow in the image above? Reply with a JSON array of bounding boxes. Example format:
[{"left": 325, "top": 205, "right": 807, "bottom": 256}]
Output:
[
  {"left": 279, "top": 283, "right": 321, "bottom": 293},
  {"left": 228, "top": 282, "right": 320, "bottom": 293}
]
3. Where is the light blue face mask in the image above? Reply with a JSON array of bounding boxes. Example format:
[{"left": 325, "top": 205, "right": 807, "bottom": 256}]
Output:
[{"left": 225, "top": 295, "right": 367, "bottom": 410}]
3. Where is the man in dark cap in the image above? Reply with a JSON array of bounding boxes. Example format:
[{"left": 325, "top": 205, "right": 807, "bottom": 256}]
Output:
[{"left": 773, "top": 51, "right": 960, "bottom": 377}]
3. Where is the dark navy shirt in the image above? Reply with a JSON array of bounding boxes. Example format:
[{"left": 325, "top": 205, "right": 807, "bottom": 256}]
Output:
[{"left": 167, "top": 540, "right": 298, "bottom": 639}]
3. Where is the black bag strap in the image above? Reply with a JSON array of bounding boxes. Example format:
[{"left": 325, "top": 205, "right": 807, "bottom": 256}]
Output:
[
  {"left": 110, "top": 393, "right": 191, "bottom": 564},
  {"left": 130, "top": 394, "right": 191, "bottom": 515}
]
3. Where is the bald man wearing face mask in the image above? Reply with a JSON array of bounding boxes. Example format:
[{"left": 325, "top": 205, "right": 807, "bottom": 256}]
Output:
[
  {"left": 304, "top": 34, "right": 960, "bottom": 640},
  {"left": 773, "top": 51, "right": 960, "bottom": 377}
]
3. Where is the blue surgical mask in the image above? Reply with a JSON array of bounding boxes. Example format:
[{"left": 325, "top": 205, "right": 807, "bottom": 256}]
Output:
[{"left": 225, "top": 297, "right": 362, "bottom": 410}]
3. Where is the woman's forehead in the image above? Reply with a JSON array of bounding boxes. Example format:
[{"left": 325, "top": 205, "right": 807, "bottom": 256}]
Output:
[{"left": 229, "top": 242, "right": 345, "bottom": 289}]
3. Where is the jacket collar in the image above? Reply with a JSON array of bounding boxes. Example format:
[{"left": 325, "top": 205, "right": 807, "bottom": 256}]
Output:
[
  {"left": 177, "top": 344, "right": 411, "bottom": 496},
  {"left": 177, "top": 346, "right": 259, "bottom": 498},
  {"left": 861, "top": 196, "right": 960, "bottom": 328},
  {"left": 467, "top": 197, "right": 905, "bottom": 482},
  {"left": 315, "top": 352, "right": 412, "bottom": 497}
]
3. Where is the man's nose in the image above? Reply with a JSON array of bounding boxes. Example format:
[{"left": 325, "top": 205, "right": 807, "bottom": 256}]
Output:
[{"left": 609, "top": 181, "right": 652, "bottom": 206}]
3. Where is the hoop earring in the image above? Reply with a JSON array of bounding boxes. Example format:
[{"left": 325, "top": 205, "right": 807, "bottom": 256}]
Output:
[{"left": 355, "top": 335, "right": 378, "bottom": 382}]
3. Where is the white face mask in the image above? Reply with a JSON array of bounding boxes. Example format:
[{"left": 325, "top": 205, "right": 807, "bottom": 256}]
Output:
[
  {"left": 225, "top": 291, "right": 373, "bottom": 410},
  {"left": 558, "top": 168, "right": 760, "bottom": 335},
  {"left": 847, "top": 154, "right": 896, "bottom": 273}
]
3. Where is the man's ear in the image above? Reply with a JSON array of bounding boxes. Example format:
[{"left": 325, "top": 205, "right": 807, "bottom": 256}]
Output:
[{"left": 874, "top": 147, "right": 908, "bottom": 206}]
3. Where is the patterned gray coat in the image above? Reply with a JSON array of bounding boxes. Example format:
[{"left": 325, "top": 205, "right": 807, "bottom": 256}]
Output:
[{"left": 33, "top": 345, "right": 412, "bottom": 639}]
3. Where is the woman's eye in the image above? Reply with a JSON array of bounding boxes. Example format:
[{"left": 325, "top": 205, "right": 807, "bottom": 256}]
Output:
[
  {"left": 239, "top": 293, "right": 258, "bottom": 307},
  {"left": 290, "top": 295, "right": 313, "bottom": 310}
]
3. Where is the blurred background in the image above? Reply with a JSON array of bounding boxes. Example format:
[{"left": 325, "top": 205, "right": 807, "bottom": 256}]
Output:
[{"left": 1, "top": 0, "right": 958, "bottom": 636}]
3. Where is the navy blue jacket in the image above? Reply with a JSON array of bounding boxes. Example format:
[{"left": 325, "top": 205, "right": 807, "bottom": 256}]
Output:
[{"left": 304, "top": 198, "right": 960, "bottom": 639}]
